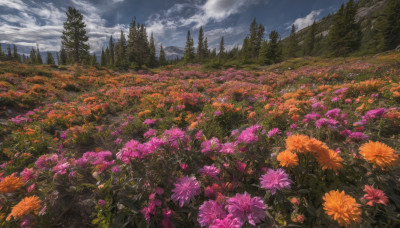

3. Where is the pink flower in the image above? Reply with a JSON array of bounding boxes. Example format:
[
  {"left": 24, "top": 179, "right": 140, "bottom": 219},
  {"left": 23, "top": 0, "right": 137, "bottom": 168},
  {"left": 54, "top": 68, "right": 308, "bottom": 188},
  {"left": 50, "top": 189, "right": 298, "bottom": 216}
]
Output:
[
  {"left": 267, "top": 128, "right": 281, "bottom": 138},
  {"left": 20, "top": 168, "right": 35, "bottom": 182},
  {"left": 143, "top": 119, "right": 157, "bottom": 125},
  {"left": 214, "top": 111, "right": 222, "bottom": 116},
  {"left": 235, "top": 161, "right": 247, "bottom": 173},
  {"left": 260, "top": 168, "right": 292, "bottom": 195},
  {"left": 197, "top": 200, "right": 227, "bottom": 227},
  {"left": 98, "top": 200, "right": 106, "bottom": 207},
  {"left": 171, "top": 176, "right": 201, "bottom": 207},
  {"left": 180, "top": 163, "right": 188, "bottom": 170},
  {"left": 201, "top": 137, "right": 221, "bottom": 154},
  {"left": 226, "top": 192, "right": 266, "bottom": 226},
  {"left": 144, "top": 129, "right": 157, "bottom": 138},
  {"left": 237, "top": 125, "right": 261, "bottom": 144},
  {"left": 27, "top": 184, "right": 35, "bottom": 192},
  {"left": 162, "top": 208, "right": 174, "bottom": 228},
  {"left": 361, "top": 185, "right": 388, "bottom": 206},
  {"left": 199, "top": 164, "right": 220, "bottom": 179},
  {"left": 325, "top": 108, "right": 341, "bottom": 119},
  {"left": 210, "top": 216, "right": 242, "bottom": 228},
  {"left": 220, "top": 143, "right": 236, "bottom": 154}
]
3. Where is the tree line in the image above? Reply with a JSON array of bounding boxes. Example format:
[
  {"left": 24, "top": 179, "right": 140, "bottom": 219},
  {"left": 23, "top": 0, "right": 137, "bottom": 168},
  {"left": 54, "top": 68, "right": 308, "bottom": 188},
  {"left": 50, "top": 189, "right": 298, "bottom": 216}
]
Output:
[{"left": 1, "top": 0, "right": 399, "bottom": 68}]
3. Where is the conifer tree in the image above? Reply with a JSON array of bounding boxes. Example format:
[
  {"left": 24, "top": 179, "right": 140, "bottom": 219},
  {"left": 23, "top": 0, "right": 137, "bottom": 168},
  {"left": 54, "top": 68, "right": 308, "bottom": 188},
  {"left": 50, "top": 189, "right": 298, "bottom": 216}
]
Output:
[
  {"left": 204, "top": 37, "right": 209, "bottom": 58},
  {"left": 61, "top": 7, "right": 90, "bottom": 63},
  {"left": 303, "top": 21, "right": 317, "bottom": 56},
  {"left": 260, "top": 31, "right": 282, "bottom": 64},
  {"left": 219, "top": 36, "right": 225, "bottom": 60},
  {"left": 197, "top": 26, "right": 205, "bottom": 62},
  {"left": 90, "top": 54, "right": 97, "bottom": 66},
  {"left": 127, "top": 19, "right": 138, "bottom": 63},
  {"left": 148, "top": 33, "right": 156, "bottom": 67},
  {"left": 30, "top": 48, "right": 36, "bottom": 64},
  {"left": 115, "top": 30, "right": 128, "bottom": 68},
  {"left": 248, "top": 18, "right": 265, "bottom": 58},
  {"left": 287, "top": 24, "right": 299, "bottom": 58},
  {"left": 159, "top": 44, "right": 167, "bottom": 66},
  {"left": 13, "top": 45, "right": 20, "bottom": 62},
  {"left": 60, "top": 45, "right": 67, "bottom": 65},
  {"left": 101, "top": 48, "right": 106, "bottom": 66},
  {"left": 258, "top": 40, "right": 268, "bottom": 64},
  {"left": 0, "top": 45, "right": 4, "bottom": 61},
  {"left": 375, "top": 0, "right": 400, "bottom": 51},
  {"left": 36, "top": 45, "right": 43, "bottom": 64},
  {"left": 241, "top": 37, "right": 251, "bottom": 62},
  {"left": 137, "top": 24, "right": 149, "bottom": 67},
  {"left": 109, "top": 35, "right": 114, "bottom": 65},
  {"left": 7, "top": 45, "right": 12, "bottom": 61},
  {"left": 184, "top": 30, "right": 195, "bottom": 63},
  {"left": 46, "top": 52, "right": 55, "bottom": 64}
]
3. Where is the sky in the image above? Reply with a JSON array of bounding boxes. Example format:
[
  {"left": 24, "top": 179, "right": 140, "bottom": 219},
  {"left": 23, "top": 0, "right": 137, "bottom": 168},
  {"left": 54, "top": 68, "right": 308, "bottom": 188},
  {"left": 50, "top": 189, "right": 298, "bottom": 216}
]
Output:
[{"left": 0, "top": 0, "right": 349, "bottom": 54}]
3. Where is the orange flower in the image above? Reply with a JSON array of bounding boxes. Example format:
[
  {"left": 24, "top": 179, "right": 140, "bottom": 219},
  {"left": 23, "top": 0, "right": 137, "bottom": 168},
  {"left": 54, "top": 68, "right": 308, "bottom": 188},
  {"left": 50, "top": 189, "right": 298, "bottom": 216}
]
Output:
[
  {"left": 315, "top": 149, "right": 343, "bottom": 171},
  {"left": 323, "top": 190, "right": 361, "bottom": 227},
  {"left": 359, "top": 141, "right": 398, "bottom": 169},
  {"left": 286, "top": 134, "right": 310, "bottom": 153},
  {"left": 6, "top": 196, "right": 41, "bottom": 221},
  {"left": 0, "top": 174, "right": 24, "bottom": 193},
  {"left": 277, "top": 150, "right": 299, "bottom": 167}
]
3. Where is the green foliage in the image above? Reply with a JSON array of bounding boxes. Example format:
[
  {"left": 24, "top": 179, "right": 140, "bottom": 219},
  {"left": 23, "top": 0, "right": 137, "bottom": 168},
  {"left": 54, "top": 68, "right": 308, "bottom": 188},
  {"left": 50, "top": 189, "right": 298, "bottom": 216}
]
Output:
[{"left": 184, "top": 30, "right": 195, "bottom": 63}]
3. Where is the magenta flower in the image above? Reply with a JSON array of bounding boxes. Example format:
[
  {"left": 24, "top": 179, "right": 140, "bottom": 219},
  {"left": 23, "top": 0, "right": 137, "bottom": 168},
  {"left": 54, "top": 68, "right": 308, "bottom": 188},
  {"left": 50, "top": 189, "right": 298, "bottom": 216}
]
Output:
[
  {"left": 144, "top": 129, "right": 157, "bottom": 138},
  {"left": 349, "top": 132, "right": 369, "bottom": 141},
  {"left": 267, "top": 128, "right": 281, "bottom": 138},
  {"left": 201, "top": 137, "right": 221, "bottom": 154},
  {"left": 143, "top": 119, "right": 157, "bottom": 125},
  {"left": 260, "top": 168, "right": 292, "bottom": 195},
  {"left": 171, "top": 176, "right": 201, "bottom": 207},
  {"left": 210, "top": 216, "right": 242, "bottom": 228},
  {"left": 226, "top": 192, "right": 266, "bottom": 226},
  {"left": 220, "top": 142, "right": 236, "bottom": 154},
  {"left": 197, "top": 200, "right": 227, "bottom": 227},
  {"left": 325, "top": 108, "right": 341, "bottom": 119},
  {"left": 199, "top": 164, "right": 220, "bottom": 179},
  {"left": 20, "top": 168, "right": 36, "bottom": 182}
]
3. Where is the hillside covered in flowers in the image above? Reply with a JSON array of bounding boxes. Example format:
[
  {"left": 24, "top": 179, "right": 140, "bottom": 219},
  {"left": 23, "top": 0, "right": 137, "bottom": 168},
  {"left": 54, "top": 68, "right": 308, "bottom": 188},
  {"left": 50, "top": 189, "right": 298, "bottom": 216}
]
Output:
[{"left": 0, "top": 52, "right": 399, "bottom": 227}]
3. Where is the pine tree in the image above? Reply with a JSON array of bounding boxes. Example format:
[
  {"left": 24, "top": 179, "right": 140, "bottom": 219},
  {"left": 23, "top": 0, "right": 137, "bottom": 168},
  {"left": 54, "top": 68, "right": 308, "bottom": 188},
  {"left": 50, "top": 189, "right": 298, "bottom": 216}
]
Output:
[
  {"left": 60, "top": 45, "right": 67, "bottom": 65},
  {"left": 204, "top": 37, "right": 209, "bottom": 58},
  {"left": 241, "top": 37, "right": 251, "bottom": 63},
  {"left": 90, "top": 54, "right": 97, "bottom": 66},
  {"left": 7, "top": 45, "right": 12, "bottom": 61},
  {"left": 109, "top": 35, "right": 114, "bottom": 65},
  {"left": 13, "top": 45, "right": 20, "bottom": 62},
  {"left": 0, "top": 45, "right": 4, "bottom": 61},
  {"left": 258, "top": 40, "right": 268, "bottom": 64},
  {"left": 159, "top": 44, "right": 167, "bottom": 66},
  {"left": 303, "top": 21, "right": 317, "bottom": 56},
  {"left": 184, "top": 30, "right": 195, "bottom": 63},
  {"left": 248, "top": 18, "right": 265, "bottom": 58},
  {"left": 61, "top": 7, "right": 90, "bottom": 63},
  {"left": 36, "top": 45, "right": 43, "bottom": 64},
  {"left": 287, "top": 24, "right": 299, "bottom": 58},
  {"left": 375, "top": 0, "right": 400, "bottom": 51},
  {"left": 30, "top": 48, "right": 36, "bottom": 64},
  {"left": 101, "top": 48, "right": 106, "bottom": 66},
  {"left": 197, "top": 26, "right": 205, "bottom": 62},
  {"left": 46, "top": 52, "right": 55, "bottom": 64},
  {"left": 127, "top": 19, "right": 138, "bottom": 64},
  {"left": 219, "top": 36, "right": 225, "bottom": 61},
  {"left": 137, "top": 24, "right": 149, "bottom": 67},
  {"left": 148, "top": 33, "right": 156, "bottom": 67},
  {"left": 115, "top": 30, "right": 128, "bottom": 68},
  {"left": 260, "top": 31, "right": 282, "bottom": 64}
]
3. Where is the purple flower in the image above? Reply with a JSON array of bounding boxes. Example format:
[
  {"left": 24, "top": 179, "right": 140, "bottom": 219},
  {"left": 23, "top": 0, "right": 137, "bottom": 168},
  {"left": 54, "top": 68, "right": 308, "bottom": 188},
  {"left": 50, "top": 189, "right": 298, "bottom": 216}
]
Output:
[
  {"left": 201, "top": 137, "right": 221, "bottom": 153},
  {"left": 267, "top": 128, "right": 281, "bottom": 138},
  {"left": 331, "top": 96, "right": 340, "bottom": 102},
  {"left": 171, "top": 176, "right": 201, "bottom": 207},
  {"left": 325, "top": 108, "right": 341, "bottom": 119},
  {"left": 226, "top": 192, "right": 266, "bottom": 226},
  {"left": 340, "top": 129, "right": 352, "bottom": 136},
  {"left": 195, "top": 130, "right": 204, "bottom": 140},
  {"left": 143, "top": 119, "right": 157, "bottom": 125},
  {"left": 199, "top": 164, "right": 220, "bottom": 179},
  {"left": 20, "top": 168, "right": 35, "bottom": 182},
  {"left": 197, "top": 200, "right": 227, "bottom": 227},
  {"left": 290, "top": 124, "right": 298, "bottom": 129},
  {"left": 315, "top": 118, "right": 338, "bottom": 128},
  {"left": 312, "top": 102, "right": 325, "bottom": 110},
  {"left": 220, "top": 142, "right": 236, "bottom": 154},
  {"left": 349, "top": 132, "right": 369, "bottom": 141},
  {"left": 334, "top": 87, "right": 348, "bottom": 95},
  {"left": 363, "top": 108, "right": 385, "bottom": 121},
  {"left": 144, "top": 129, "right": 157, "bottom": 138},
  {"left": 260, "top": 168, "right": 292, "bottom": 195},
  {"left": 214, "top": 110, "right": 222, "bottom": 116},
  {"left": 303, "top": 112, "right": 321, "bottom": 123},
  {"left": 98, "top": 200, "right": 106, "bottom": 207},
  {"left": 163, "top": 128, "right": 189, "bottom": 149},
  {"left": 237, "top": 125, "right": 262, "bottom": 144},
  {"left": 210, "top": 216, "right": 242, "bottom": 228}
]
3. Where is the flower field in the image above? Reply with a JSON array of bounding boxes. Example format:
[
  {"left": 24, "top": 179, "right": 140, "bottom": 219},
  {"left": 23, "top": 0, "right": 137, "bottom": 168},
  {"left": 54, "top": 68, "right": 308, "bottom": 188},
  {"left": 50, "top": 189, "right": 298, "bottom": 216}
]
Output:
[{"left": 0, "top": 53, "right": 400, "bottom": 227}]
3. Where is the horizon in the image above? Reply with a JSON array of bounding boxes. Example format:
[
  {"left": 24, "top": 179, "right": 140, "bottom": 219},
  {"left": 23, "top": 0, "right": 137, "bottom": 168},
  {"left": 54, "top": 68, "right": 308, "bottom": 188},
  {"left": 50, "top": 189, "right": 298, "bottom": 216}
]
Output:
[{"left": 0, "top": 0, "right": 348, "bottom": 54}]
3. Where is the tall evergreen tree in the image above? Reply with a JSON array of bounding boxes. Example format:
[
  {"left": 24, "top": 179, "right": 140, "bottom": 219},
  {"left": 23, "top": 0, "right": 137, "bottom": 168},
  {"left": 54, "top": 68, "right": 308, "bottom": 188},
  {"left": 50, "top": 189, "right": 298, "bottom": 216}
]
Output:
[
  {"left": 46, "top": 52, "right": 55, "bottom": 64},
  {"left": 90, "top": 54, "right": 97, "bottom": 66},
  {"left": 101, "top": 48, "right": 106, "bottom": 66},
  {"left": 109, "top": 35, "right": 114, "bottom": 65},
  {"left": 0, "top": 45, "right": 4, "bottom": 61},
  {"left": 7, "top": 45, "right": 12, "bottom": 61},
  {"left": 204, "top": 37, "right": 209, "bottom": 58},
  {"left": 303, "top": 21, "right": 317, "bottom": 56},
  {"left": 374, "top": 0, "right": 400, "bottom": 51},
  {"left": 13, "top": 45, "right": 20, "bottom": 62},
  {"left": 30, "top": 48, "right": 36, "bottom": 64},
  {"left": 36, "top": 45, "right": 43, "bottom": 64},
  {"left": 115, "top": 30, "right": 128, "bottom": 68},
  {"left": 60, "top": 45, "right": 67, "bottom": 65},
  {"left": 148, "top": 33, "right": 156, "bottom": 67},
  {"left": 260, "top": 31, "right": 282, "bottom": 64},
  {"left": 259, "top": 40, "right": 268, "bottom": 64},
  {"left": 248, "top": 18, "right": 265, "bottom": 58},
  {"left": 287, "top": 24, "right": 299, "bottom": 58},
  {"left": 241, "top": 37, "right": 251, "bottom": 63},
  {"left": 56, "top": 53, "right": 60, "bottom": 65},
  {"left": 61, "top": 7, "right": 90, "bottom": 63},
  {"left": 219, "top": 36, "right": 225, "bottom": 60},
  {"left": 127, "top": 19, "right": 138, "bottom": 63},
  {"left": 159, "top": 44, "right": 167, "bottom": 66},
  {"left": 197, "top": 26, "right": 205, "bottom": 62},
  {"left": 184, "top": 30, "right": 195, "bottom": 63},
  {"left": 137, "top": 24, "right": 149, "bottom": 67}
]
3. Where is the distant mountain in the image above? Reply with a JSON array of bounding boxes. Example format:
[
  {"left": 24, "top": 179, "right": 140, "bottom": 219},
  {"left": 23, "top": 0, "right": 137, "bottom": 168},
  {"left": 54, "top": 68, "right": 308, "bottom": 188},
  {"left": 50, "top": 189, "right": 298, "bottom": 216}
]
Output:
[{"left": 164, "top": 46, "right": 184, "bottom": 60}]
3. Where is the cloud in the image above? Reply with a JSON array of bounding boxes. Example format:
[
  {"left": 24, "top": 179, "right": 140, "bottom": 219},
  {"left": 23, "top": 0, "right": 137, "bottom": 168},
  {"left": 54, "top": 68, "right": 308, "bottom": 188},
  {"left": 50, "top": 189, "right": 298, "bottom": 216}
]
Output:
[
  {"left": 0, "top": 0, "right": 127, "bottom": 53},
  {"left": 291, "top": 10, "right": 322, "bottom": 31}
]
